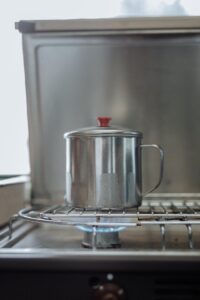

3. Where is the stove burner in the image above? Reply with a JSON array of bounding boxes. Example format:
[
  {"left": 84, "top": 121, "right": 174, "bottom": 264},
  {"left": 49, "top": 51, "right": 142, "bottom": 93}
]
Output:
[
  {"left": 82, "top": 231, "right": 121, "bottom": 249},
  {"left": 77, "top": 225, "right": 124, "bottom": 248}
]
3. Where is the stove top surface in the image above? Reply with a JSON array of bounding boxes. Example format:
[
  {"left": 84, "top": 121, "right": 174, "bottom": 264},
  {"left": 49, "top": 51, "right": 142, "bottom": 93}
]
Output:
[{"left": 5, "top": 223, "right": 199, "bottom": 251}]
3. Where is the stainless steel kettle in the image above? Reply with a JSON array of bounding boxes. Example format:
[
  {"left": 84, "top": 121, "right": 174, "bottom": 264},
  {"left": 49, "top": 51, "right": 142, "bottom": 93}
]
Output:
[{"left": 64, "top": 117, "right": 164, "bottom": 209}]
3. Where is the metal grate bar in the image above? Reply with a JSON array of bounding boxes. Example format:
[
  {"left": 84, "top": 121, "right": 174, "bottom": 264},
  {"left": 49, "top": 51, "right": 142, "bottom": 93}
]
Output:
[
  {"left": 186, "top": 224, "right": 193, "bottom": 249},
  {"left": 92, "top": 226, "right": 97, "bottom": 250},
  {"left": 39, "top": 209, "right": 200, "bottom": 218},
  {"left": 19, "top": 203, "right": 200, "bottom": 221},
  {"left": 160, "top": 224, "right": 166, "bottom": 250}
]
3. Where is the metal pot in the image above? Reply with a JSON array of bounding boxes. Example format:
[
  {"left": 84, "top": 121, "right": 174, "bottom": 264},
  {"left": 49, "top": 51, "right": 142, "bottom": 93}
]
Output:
[{"left": 64, "top": 117, "right": 164, "bottom": 209}]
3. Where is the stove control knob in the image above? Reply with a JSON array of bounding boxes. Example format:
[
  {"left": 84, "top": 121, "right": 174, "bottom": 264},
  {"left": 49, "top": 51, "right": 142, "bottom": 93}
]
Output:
[{"left": 94, "top": 283, "right": 125, "bottom": 300}]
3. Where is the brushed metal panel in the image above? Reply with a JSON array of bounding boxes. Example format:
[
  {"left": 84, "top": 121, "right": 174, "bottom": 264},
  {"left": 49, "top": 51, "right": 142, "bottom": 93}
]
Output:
[
  {"left": 22, "top": 33, "right": 200, "bottom": 200},
  {"left": 16, "top": 17, "right": 200, "bottom": 33}
]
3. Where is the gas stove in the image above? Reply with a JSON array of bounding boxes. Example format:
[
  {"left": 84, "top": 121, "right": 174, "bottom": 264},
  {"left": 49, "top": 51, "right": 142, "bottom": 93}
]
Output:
[{"left": 1, "top": 194, "right": 200, "bottom": 299}]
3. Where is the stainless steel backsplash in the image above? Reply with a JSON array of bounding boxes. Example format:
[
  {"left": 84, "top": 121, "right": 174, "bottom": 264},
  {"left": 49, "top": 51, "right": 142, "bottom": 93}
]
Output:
[{"left": 22, "top": 33, "right": 200, "bottom": 198}]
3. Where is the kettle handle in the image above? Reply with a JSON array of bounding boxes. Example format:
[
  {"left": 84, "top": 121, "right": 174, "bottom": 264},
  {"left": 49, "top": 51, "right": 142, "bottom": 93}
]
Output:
[{"left": 140, "top": 144, "right": 164, "bottom": 196}]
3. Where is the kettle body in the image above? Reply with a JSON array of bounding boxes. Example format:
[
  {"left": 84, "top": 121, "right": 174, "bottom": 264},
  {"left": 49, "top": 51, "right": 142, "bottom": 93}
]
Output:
[{"left": 64, "top": 117, "right": 163, "bottom": 209}]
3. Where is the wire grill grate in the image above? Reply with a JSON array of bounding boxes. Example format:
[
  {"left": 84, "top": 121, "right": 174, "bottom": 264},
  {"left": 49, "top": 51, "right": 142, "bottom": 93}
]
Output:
[{"left": 13, "top": 195, "right": 200, "bottom": 250}]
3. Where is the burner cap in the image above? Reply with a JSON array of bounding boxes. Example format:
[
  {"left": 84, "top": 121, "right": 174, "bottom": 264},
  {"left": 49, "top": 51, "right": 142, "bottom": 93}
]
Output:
[{"left": 82, "top": 231, "right": 121, "bottom": 249}]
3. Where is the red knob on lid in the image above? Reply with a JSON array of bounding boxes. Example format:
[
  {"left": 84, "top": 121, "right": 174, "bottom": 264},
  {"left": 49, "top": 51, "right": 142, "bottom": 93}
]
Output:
[{"left": 97, "top": 117, "right": 112, "bottom": 127}]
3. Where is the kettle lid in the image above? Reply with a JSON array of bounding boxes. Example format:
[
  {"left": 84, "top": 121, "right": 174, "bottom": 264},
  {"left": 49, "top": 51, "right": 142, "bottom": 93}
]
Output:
[{"left": 64, "top": 117, "right": 142, "bottom": 138}]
